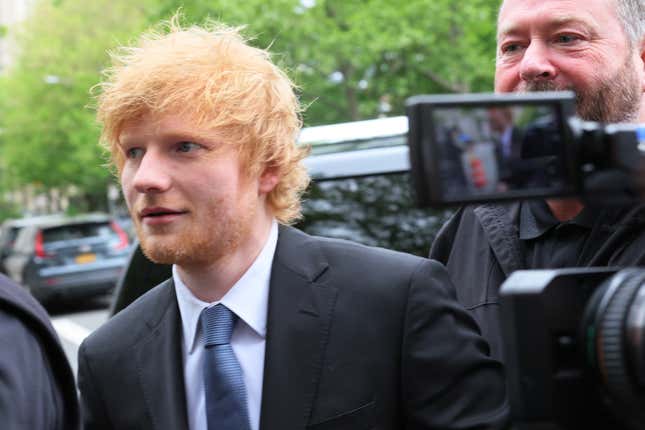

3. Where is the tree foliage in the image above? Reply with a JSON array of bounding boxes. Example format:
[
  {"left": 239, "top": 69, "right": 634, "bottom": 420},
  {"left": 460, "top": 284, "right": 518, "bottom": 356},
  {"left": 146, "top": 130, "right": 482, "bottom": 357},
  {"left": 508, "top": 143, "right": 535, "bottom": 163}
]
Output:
[
  {"left": 151, "top": 0, "right": 499, "bottom": 125},
  {"left": 1, "top": 0, "right": 152, "bottom": 209},
  {"left": 0, "top": 0, "right": 500, "bottom": 209}
]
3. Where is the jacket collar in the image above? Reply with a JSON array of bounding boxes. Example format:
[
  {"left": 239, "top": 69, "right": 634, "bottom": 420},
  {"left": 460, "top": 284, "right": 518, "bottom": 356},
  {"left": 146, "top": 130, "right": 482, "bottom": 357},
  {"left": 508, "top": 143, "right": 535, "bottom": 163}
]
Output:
[
  {"left": 474, "top": 203, "right": 524, "bottom": 275},
  {"left": 259, "top": 225, "right": 338, "bottom": 430},
  {"left": 473, "top": 202, "right": 645, "bottom": 274},
  {"left": 132, "top": 225, "right": 338, "bottom": 430},
  {"left": 519, "top": 199, "right": 595, "bottom": 240},
  {"left": 134, "top": 279, "right": 190, "bottom": 430}
]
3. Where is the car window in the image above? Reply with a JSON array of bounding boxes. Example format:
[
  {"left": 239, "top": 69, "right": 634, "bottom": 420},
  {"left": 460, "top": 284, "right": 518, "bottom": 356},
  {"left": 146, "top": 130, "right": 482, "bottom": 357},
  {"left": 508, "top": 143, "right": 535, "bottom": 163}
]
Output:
[
  {"left": 13, "top": 226, "right": 36, "bottom": 253},
  {"left": 42, "top": 222, "right": 114, "bottom": 243},
  {"left": 0, "top": 226, "right": 20, "bottom": 249}
]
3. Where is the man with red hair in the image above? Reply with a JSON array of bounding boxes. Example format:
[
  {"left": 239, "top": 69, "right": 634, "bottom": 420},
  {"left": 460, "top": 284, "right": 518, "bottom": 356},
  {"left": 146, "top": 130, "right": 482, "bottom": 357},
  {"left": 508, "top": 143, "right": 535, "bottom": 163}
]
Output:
[{"left": 78, "top": 18, "right": 508, "bottom": 430}]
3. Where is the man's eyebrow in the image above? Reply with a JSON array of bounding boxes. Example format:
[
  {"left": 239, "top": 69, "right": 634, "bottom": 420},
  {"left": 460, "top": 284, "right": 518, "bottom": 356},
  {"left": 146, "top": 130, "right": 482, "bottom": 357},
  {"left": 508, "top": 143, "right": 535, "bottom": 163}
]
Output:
[
  {"left": 118, "top": 128, "right": 215, "bottom": 145},
  {"left": 116, "top": 136, "right": 132, "bottom": 148},
  {"left": 172, "top": 130, "right": 230, "bottom": 149},
  {"left": 117, "top": 133, "right": 143, "bottom": 148},
  {"left": 161, "top": 129, "right": 212, "bottom": 142},
  {"left": 497, "top": 15, "right": 599, "bottom": 41}
]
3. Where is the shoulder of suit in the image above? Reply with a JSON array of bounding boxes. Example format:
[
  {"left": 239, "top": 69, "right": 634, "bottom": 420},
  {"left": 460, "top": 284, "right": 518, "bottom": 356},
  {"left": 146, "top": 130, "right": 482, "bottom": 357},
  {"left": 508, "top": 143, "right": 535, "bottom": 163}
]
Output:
[
  {"left": 295, "top": 228, "right": 441, "bottom": 275},
  {"left": 81, "top": 279, "right": 174, "bottom": 354},
  {"left": 0, "top": 275, "right": 79, "bottom": 422},
  {"left": 0, "top": 274, "right": 57, "bottom": 339}
]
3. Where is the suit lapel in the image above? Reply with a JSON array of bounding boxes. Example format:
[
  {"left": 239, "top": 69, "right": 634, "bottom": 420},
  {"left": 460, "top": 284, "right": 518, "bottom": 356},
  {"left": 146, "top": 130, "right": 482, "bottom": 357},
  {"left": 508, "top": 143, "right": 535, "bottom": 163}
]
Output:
[
  {"left": 134, "top": 280, "right": 189, "bottom": 430},
  {"left": 259, "top": 226, "right": 338, "bottom": 430}
]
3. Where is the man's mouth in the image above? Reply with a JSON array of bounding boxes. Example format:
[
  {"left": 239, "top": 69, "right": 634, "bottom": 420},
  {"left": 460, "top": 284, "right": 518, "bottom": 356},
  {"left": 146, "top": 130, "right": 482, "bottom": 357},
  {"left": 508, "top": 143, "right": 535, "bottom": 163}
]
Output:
[{"left": 139, "top": 207, "right": 188, "bottom": 220}]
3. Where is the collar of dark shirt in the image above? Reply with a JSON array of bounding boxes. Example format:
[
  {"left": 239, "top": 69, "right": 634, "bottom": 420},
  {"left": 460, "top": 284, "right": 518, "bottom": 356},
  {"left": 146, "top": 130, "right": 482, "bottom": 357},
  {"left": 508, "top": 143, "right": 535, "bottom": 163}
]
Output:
[{"left": 519, "top": 199, "right": 596, "bottom": 240}]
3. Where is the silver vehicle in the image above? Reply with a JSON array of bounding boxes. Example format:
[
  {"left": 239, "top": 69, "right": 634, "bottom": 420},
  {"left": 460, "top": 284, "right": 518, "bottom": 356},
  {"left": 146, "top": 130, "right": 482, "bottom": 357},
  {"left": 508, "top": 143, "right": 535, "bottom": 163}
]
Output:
[
  {"left": 0, "top": 214, "right": 66, "bottom": 274},
  {"left": 4, "top": 213, "right": 131, "bottom": 304}
]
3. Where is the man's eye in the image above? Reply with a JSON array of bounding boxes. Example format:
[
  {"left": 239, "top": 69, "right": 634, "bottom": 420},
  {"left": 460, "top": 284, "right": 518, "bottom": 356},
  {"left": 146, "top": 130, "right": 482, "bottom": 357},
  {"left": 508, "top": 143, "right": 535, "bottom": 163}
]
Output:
[
  {"left": 556, "top": 34, "right": 579, "bottom": 44},
  {"left": 500, "top": 43, "right": 522, "bottom": 54},
  {"left": 176, "top": 141, "right": 201, "bottom": 153},
  {"left": 126, "top": 148, "right": 143, "bottom": 159}
]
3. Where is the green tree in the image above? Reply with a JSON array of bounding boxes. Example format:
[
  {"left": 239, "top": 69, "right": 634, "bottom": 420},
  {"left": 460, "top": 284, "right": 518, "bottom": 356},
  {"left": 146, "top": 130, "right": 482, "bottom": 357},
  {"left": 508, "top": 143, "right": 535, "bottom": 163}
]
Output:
[
  {"left": 1, "top": 0, "right": 500, "bottom": 206},
  {"left": 1, "top": 0, "right": 153, "bottom": 210},
  {"left": 150, "top": 0, "right": 499, "bottom": 125}
]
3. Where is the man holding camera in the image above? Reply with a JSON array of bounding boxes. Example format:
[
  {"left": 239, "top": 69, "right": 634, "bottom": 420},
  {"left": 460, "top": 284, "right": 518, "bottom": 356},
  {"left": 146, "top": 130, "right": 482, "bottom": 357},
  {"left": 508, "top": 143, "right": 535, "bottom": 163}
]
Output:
[{"left": 431, "top": 0, "right": 645, "bottom": 362}]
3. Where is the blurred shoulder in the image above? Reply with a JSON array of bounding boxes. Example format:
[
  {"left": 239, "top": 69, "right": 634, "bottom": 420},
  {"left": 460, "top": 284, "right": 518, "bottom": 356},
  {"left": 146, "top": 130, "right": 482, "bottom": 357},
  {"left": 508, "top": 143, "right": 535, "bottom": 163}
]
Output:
[{"left": 279, "top": 226, "right": 446, "bottom": 282}]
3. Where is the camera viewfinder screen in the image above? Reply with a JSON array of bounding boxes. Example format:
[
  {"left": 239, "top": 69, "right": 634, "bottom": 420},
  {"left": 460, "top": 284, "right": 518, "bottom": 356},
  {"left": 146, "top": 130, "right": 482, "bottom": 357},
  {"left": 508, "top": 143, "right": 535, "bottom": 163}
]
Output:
[{"left": 431, "top": 104, "right": 568, "bottom": 202}]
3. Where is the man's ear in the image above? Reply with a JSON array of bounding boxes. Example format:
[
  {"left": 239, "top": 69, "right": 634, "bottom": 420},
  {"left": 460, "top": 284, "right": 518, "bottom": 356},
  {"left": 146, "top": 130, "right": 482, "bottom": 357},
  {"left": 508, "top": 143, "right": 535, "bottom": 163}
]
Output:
[{"left": 258, "top": 166, "right": 280, "bottom": 194}]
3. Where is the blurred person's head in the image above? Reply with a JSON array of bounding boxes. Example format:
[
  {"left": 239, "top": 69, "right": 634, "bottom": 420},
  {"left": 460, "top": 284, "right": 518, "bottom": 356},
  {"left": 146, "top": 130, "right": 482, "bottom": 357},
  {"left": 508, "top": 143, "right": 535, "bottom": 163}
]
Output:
[
  {"left": 495, "top": 0, "right": 645, "bottom": 123},
  {"left": 95, "top": 17, "right": 309, "bottom": 266},
  {"left": 487, "top": 107, "right": 514, "bottom": 133}
]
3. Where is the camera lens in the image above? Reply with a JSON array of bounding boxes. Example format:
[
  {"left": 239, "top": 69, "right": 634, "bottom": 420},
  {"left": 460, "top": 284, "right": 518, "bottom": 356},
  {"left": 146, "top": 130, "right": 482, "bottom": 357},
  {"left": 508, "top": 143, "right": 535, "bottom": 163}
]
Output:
[
  {"left": 626, "top": 285, "right": 645, "bottom": 387},
  {"left": 582, "top": 269, "right": 645, "bottom": 429}
]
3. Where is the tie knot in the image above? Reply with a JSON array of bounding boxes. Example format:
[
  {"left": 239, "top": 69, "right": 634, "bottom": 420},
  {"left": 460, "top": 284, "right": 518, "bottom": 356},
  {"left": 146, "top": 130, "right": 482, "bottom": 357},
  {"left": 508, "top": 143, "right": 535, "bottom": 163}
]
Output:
[{"left": 201, "top": 304, "right": 236, "bottom": 347}]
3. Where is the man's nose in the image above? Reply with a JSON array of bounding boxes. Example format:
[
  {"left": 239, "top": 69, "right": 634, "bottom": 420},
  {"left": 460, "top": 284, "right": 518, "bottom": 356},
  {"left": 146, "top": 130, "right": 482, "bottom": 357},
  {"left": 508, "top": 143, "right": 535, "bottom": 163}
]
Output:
[
  {"left": 519, "top": 41, "right": 557, "bottom": 83},
  {"left": 132, "top": 151, "right": 172, "bottom": 194}
]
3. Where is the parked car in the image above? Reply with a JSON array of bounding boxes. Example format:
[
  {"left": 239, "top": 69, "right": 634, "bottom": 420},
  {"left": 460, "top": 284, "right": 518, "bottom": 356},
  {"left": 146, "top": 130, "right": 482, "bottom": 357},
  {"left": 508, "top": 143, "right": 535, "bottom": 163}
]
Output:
[
  {"left": 3, "top": 213, "right": 131, "bottom": 305},
  {"left": 110, "top": 116, "right": 453, "bottom": 315},
  {"left": 0, "top": 214, "right": 66, "bottom": 274}
]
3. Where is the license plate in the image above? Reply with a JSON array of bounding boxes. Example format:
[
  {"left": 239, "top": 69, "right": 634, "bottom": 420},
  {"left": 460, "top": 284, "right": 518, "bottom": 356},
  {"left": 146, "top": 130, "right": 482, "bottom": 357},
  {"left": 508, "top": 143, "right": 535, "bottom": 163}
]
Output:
[{"left": 75, "top": 253, "right": 96, "bottom": 264}]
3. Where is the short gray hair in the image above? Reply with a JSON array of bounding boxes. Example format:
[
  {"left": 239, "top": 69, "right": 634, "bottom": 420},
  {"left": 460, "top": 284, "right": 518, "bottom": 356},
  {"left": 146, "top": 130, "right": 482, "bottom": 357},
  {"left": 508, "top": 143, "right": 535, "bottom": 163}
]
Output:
[{"left": 616, "top": 0, "right": 645, "bottom": 46}]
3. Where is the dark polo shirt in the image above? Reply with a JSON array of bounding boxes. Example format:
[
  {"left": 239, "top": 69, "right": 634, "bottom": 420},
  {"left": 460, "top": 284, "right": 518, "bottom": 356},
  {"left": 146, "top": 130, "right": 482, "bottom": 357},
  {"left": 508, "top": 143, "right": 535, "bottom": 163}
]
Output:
[{"left": 520, "top": 199, "right": 619, "bottom": 268}]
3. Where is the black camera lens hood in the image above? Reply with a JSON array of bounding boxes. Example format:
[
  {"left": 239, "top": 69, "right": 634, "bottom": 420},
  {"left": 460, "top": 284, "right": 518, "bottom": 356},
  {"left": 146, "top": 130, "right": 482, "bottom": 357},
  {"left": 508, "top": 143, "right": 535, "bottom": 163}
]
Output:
[{"left": 592, "top": 269, "right": 645, "bottom": 429}]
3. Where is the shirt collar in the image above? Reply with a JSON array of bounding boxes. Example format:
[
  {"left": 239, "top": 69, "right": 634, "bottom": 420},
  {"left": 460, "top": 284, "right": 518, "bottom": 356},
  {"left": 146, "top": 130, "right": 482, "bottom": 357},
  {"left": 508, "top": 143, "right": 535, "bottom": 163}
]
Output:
[
  {"left": 519, "top": 200, "right": 595, "bottom": 240},
  {"left": 174, "top": 220, "right": 278, "bottom": 354}
]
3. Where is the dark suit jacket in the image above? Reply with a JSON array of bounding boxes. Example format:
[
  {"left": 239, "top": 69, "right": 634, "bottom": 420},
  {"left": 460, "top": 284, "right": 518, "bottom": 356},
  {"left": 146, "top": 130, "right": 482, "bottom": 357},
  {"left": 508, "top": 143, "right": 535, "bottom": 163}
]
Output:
[
  {"left": 0, "top": 274, "right": 79, "bottom": 430},
  {"left": 78, "top": 226, "right": 508, "bottom": 429}
]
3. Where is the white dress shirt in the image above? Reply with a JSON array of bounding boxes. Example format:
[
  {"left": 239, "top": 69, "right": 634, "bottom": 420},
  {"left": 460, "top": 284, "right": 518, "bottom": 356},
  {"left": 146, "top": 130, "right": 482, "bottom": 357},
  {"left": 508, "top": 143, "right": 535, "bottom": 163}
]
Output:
[
  {"left": 501, "top": 125, "right": 514, "bottom": 158},
  {"left": 174, "top": 220, "right": 278, "bottom": 430}
]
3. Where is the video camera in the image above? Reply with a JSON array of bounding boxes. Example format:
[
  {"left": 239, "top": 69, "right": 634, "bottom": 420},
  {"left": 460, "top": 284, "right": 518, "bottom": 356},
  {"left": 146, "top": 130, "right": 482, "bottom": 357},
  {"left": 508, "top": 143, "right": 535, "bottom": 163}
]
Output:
[
  {"left": 499, "top": 267, "right": 645, "bottom": 430},
  {"left": 406, "top": 92, "right": 645, "bottom": 430},
  {"left": 406, "top": 92, "right": 645, "bottom": 208}
]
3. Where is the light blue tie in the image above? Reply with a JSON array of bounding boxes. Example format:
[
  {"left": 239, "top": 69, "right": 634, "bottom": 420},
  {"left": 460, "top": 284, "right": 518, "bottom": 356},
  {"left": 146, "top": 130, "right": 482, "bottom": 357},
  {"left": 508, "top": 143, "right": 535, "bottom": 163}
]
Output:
[{"left": 201, "top": 304, "right": 251, "bottom": 430}]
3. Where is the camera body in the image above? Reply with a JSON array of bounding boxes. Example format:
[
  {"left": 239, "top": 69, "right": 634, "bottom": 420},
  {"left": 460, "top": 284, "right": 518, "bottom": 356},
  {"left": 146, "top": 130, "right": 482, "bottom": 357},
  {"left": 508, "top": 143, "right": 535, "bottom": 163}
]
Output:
[
  {"left": 501, "top": 268, "right": 645, "bottom": 430},
  {"left": 406, "top": 92, "right": 645, "bottom": 208},
  {"left": 405, "top": 92, "right": 645, "bottom": 430}
]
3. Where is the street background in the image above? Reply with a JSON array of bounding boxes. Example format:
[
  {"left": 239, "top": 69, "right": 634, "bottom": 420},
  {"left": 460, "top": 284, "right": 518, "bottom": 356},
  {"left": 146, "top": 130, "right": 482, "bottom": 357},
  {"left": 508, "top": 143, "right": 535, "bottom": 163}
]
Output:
[{"left": 0, "top": 0, "right": 501, "bottom": 375}]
